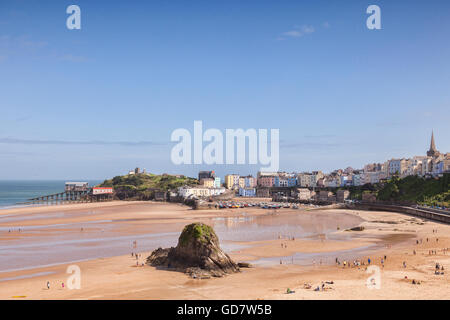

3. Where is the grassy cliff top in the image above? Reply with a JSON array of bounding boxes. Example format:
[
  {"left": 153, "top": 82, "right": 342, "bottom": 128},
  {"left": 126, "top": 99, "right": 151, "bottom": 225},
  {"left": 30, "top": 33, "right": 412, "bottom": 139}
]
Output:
[
  {"left": 98, "top": 173, "right": 198, "bottom": 192},
  {"left": 376, "top": 173, "right": 449, "bottom": 207}
]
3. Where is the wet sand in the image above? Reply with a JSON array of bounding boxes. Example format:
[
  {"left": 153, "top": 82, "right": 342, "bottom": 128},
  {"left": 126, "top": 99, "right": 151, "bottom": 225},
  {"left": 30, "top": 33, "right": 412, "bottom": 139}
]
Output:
[{"left": 0, "top": 201, "right": 449, "bottom": 299}]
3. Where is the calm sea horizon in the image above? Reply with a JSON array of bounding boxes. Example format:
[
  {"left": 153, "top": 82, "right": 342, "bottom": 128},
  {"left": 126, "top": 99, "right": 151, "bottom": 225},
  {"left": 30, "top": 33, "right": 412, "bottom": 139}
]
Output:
[{"left": 0, "top": 180, "right": 103, "bottom": 209}]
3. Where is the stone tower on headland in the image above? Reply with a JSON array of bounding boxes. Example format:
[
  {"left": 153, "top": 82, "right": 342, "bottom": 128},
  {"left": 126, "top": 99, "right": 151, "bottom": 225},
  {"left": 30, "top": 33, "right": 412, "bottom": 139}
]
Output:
[{"left": 427, "top": 131, "right": 440, "bottom": 158}]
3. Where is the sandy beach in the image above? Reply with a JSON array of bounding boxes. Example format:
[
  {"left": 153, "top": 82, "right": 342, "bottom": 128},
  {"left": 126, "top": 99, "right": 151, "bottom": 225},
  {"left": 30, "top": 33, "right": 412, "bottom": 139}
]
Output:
[{"left": 0, "top": 201, "right": 449, "bottom": 300}]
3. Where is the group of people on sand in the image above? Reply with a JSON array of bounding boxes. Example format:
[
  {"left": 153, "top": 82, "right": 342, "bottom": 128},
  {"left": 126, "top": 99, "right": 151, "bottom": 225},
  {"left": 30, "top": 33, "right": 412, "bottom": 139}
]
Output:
[
  {"left": 278, "top": 234, "right": 295, "bottom": 241},
  {"left": 337, "top": 256, "right": 385, "bottom": 269},
  {"left": 45, "top": 281, "right": 65, "bottom": 290},
  {"left": 312, "top": 281, "right": 334, "bottom": 292},
  {"left": 435, "top": 263, "right": 445, "bottom": 275},
  {"left": 131, "top": 252, "right": 141, "bottom": 259},
  {"left": 131, "top": 251, "right": 145, "bottom": 267}
]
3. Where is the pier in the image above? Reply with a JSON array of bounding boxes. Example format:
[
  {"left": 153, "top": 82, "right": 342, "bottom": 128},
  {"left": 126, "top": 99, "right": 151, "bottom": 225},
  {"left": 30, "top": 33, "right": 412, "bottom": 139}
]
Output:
[{"left": 22, "top": 183, "right": 114, "bottom": 205}]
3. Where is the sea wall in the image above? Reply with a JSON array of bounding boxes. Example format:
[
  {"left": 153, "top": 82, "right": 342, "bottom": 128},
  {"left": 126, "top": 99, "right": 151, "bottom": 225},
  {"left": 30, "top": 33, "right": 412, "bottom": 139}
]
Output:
[{"left": 347, "top": 203, "right": 450, "bottom": 224}]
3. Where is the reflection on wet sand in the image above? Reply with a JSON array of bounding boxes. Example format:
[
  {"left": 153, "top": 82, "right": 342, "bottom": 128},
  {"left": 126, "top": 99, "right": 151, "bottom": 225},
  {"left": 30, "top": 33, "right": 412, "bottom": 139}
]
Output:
[{"left": 0, "top": 204, "right": 366, "bottom": 275}]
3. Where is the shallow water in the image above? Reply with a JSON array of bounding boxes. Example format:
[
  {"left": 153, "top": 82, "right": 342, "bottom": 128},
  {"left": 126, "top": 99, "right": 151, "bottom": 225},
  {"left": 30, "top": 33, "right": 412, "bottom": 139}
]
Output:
[
  {"left": 0, "top": 209, "right": 364, "bottom": 276},
  {"left": 213, "top": 210, "right": 363, "bottom": 241},
  {"left": 0, "top": 271, "right": 56, "bottom": 282}
]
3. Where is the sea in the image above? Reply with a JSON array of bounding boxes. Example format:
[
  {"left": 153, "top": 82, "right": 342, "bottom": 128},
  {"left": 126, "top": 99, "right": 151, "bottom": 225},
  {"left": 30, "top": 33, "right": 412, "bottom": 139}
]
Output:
[{"left": 0, "top": 180, "right": 102, "bottom": 209}]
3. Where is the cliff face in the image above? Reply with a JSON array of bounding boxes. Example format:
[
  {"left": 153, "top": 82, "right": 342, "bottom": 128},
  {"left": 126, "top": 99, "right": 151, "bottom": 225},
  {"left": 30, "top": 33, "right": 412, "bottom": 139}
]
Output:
[{"left": 147, "top": 223, "right": 239, "bottom": 278}]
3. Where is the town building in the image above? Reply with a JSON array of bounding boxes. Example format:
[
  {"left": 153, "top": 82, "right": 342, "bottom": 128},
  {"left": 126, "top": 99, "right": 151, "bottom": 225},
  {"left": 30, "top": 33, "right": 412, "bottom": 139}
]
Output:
[
  {"left": 258, "top": 175, "right": 276, "bottom": 187},
  {"left": 65, "top": 182, "right": 89, "bottom": 192},
  {"left": 319, "top": 191, "right": 334, "bottom": 202},
  {"left": 297, "top": 172, "right": 321, "bottom": 187},
  {"left": 198, "top": 171, "right": 215, "bottom": 181},
  {"left": 340, "top": 175, "right": 352, "bottom": 187},
  {"left": 388, "top": 158, "right": 408, "bottom": 176},
  {"left": 352, "top": 173, "right": 363, "bottom": 186},
  {"left": 311, "top": 171, "right": 324, "bottom": 187},
  {"left": 336, "top": 190, "right": 350, "bottom": 203},
  {"left": 239, "top": 188, "right": 256, "bottom": 197},
  {"left": 323, "top": 176, "right": 339, "bottom": 188},
  {"left": 177, "top": 186, "right": 225, "bottom": 199},
  {"left": 297, "top": 173, "right": 311, "bottom": 187},
  {"left": 256, "top": 187, "right": 270, "bottom": 198},
  {"left": 200, "top": 178, "right": 215, "bottom": 188},
  {"left": 214, "top": 177, "right": 221, "bottom": 188},
  {"left": 297, "top": 188, "right": 312, "bottom": 201},
  {"left": 238, "top": 175, "right": 256, "bottom": 189},
  {"left": 224, "top": 174, "right": 240, "bottom": 189}
]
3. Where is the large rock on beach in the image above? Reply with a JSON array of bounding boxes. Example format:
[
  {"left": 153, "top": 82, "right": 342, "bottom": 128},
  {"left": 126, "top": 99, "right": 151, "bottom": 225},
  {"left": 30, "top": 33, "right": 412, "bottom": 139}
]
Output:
[{"left": 146, "top": 223, "right": 239, "bottom": 278}]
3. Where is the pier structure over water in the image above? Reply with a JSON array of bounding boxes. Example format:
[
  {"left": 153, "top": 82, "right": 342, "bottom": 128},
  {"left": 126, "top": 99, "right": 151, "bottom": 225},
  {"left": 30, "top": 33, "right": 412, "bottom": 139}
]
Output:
[{"left": 23, "top": 183, "right": 114, "bottom": 205}]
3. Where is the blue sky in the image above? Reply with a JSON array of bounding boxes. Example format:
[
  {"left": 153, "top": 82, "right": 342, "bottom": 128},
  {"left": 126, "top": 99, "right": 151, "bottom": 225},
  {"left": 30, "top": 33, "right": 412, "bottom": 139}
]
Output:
[{"left": 0, "top": 0, "right": 449, "bottom": 180}]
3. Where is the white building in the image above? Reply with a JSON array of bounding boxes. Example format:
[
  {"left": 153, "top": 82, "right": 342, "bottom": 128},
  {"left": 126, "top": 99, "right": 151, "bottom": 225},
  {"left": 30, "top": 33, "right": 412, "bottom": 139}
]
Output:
[
  {"left": 324, "top": 176, "right": 339, "bottom": 188},
  {"left": 297, "top": 188, "right": 312, "bottom": 201},
  {"left": 177, "top": 186, "right": 226, "bottom": 199},
  {"left": 352, "top": 174, "right": 363, "bottom": 186},
  {"left": 214, "top": 177, "right": 221, "bottom": 188},
  {"left": 388, "top": 159, "right": 408, "bottom": 176},
  {"left": 297, "top": 173, "right": 312, "bottom": 187}
]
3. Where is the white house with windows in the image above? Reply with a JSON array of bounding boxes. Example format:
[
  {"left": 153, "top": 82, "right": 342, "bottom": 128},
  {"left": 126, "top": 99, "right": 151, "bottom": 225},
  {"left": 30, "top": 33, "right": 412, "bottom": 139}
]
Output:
[{"left": 178, "top": 186, "right": 225, "bottom": 199}]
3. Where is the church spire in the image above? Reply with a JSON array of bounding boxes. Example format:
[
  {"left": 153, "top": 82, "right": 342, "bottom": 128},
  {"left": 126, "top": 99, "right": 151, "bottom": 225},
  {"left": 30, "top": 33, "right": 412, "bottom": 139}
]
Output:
[
  {"left": 427, "top": 130, "right": 440, "bottom": 157},
  {"left": 430, "top": 130, "right": 436, "bottom": 152}
]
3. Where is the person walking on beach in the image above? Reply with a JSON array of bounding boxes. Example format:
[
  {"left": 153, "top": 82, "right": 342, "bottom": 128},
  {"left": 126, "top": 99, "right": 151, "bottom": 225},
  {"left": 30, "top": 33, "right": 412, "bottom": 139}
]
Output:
[
  {"left": 46, "top": 281, "right": 50, "bottom": 290},
  {"left": 368, "top": 258, "right": 371, "bottom": 265}
]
